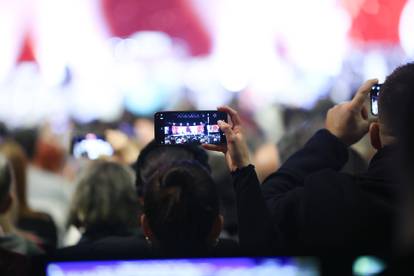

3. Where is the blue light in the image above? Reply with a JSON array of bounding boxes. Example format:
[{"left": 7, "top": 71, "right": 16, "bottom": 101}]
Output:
[{"left": 353, "top": 256, "right": 386, "bottom": 276}]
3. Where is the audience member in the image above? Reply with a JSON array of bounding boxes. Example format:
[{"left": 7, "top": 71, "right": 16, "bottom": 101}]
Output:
[
  {"left": 12, "top": 129, "right": 74, "bottom": 245},
  {"left": 380, "top": 63, "right": 414, "bottom": 274},
  {"left": 67, "top": 160, "right": 140, "bottom": 243},
  {"left": 0, "top": 154, "right": 42, "bottom": 255},
  {"left": 54, "top": 160, "right": 149, "bottom": 259},
  {"left": 133, "top": 140, "right": 238, "bottom": 238},
  {"left": 132, "top": 141, "right": 239, "bottom": 255},
  {"left": 0, "top": 141, "right": 57, "bottom": 253},
  {"left": 205, "top": 75, "right": 402, "bottom": 255},
  {"left": 141, "top": 161, "right": 236, "bottom": 256},
  {"left": 133, "top": 140, "right": 210, "bottom": 199},
  {"left": 400, "top": 128, "right": 414, "bottom": 250}
]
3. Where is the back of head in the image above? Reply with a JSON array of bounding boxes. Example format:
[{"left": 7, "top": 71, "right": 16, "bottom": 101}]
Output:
[
  {"left": 0, "top": 141, "right": 29, "bottom": 215},
  {"left": 383, "top": 63, "right": 414, "bottom": 250},
  {"left": 143, "top": 161, "right": 219, "bottom": 251},
  {"left": 133, "top": 140, "right": 210, "bottom": 197},
  {"left": 378, "top": 63, "right": 414, "bottom": 251},
  {"left": 68, "top": 160, "right": 139, "bottom": 236},
  {"left": 379, "top": 62, "right": 414, "bottom": 137},
  {"left": 0, "top": 154, "right": 12, "bottom": 206}
]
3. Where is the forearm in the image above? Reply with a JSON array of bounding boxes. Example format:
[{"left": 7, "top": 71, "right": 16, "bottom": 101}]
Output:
[
  {"left": 232, "top": 165, "right": 280, "bottom": 253},
  {"left": 262, "top": 129, "right": 349, "bottom": 195}
]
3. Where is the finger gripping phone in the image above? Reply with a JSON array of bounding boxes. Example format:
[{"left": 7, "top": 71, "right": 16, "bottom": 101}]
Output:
[
  {"left": 370, "top": 84, "right": 382, "bottom": 116},
  {"left": 71, "top": 133, "right": 114, "bottom": 159},
  {"left": 154, "top": 111, "right": 227, "bottom": 145}
]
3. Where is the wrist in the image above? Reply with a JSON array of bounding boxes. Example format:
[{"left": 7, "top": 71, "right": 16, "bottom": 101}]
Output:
[
  {"left": 322, "top": 129, "right": 351, "bottom": 148},
  {"left": 325, "top": 128, "right": 350, "bottom": 146},
  {"left": 229, "top": 160, "right": 251, "bottom": 173},
  {"left": 238, "top": 159, "right": 251, "bottom": 169},
  {"left": 231, "top": 164, "right": 254, "bottom": 175}
]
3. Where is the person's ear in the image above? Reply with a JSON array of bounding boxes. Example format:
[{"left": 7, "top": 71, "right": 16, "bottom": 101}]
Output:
[
  {"left": 369, "top": 122, "right": 382, "bottom": 150},
  {"left": 140, "top": 214, "right": 154, "bottom": 241},
  {"left": 0, "top": 194, "right": 12, "bottom": 214},
  {"left": 209, "top": 215, "right": 223, "bottom": 242}
]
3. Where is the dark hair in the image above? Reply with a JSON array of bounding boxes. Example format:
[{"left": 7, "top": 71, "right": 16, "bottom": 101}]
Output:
[
  {"left": 10, "top": 128, "right": 38, "bottom": 160},
  {"left": 0, "top": 140, "right": 47, "bottom": 219},
  {"left": 383, "top": 63, "right": 414, "bottom": 250},
  {"left": 0, "top": 122, "right": 8, "bottom": 139},
  {"left": 380, "top": 62, "right": 414, "bottom": 136},
  {"left": 68, "top": 160, "right": 139, "bottom": 234},
  {"left": 143, "top": 161, "right": 219, "bottom": 250},
  {"left": 0, "top": 154, "right": 12, "bottom": 204},
  {"left": 132, "top": 140, "right": 210, "bottom": 197}
]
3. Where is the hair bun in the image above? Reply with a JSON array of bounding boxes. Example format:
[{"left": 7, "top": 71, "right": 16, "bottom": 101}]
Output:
[
  {"left": 143, "top": 161, "right": 219, "bottom": 248},
  {"left": 162, "top": 167, "right": 192, "bottom": 191}
]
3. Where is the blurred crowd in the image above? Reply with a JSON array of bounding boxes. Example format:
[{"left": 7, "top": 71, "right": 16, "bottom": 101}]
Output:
[{"left": 1, "top": 62, "right": 414, "bottom": 275}]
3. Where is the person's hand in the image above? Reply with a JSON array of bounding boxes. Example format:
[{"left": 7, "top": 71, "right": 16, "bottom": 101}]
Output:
[
  {"left": 202, "top": 106, "right": 251, "bottom": 172},
  {"left": 325, "top": 79, "right": 378, "bottom": 146}
]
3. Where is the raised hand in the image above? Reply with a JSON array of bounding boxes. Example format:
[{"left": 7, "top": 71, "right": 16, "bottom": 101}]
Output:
[
  {"left": 202, "top": 106, "right": 251, "bottom": 172},
  {"left": 326, "top": 79, "right": 378, "bottom": 146}
]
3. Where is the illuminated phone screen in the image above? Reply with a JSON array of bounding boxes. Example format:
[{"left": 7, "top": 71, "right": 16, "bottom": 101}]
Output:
[
  {"left": 71, "top": 133, "right": 113, "bottom": 159},
  {"left": 154, "top": 111, "right": 227, "bottom": 145},
  {"left": 370, "top": 84, "right": 382, "bottom": 116}
]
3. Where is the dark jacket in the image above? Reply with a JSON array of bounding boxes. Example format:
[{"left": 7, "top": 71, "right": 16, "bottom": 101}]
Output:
[
  {"left": 55, "top": 237, "right": 239, "bottom": 260},
  {"left": 233, "top": 129, "right": 400, "bottom": 255}
]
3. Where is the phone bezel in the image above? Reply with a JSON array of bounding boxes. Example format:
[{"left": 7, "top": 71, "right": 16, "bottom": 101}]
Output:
[
  {"left": 370, "top": 84, "right": 382, "bottom": 116},
  {"left": 154, "top": 110, "right": 228, "bottom": 145}
]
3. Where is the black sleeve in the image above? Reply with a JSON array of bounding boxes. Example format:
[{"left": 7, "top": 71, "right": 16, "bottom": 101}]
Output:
[
  {"left": 261, "top": 129, "right": 349, "bottom": 246},
  {"left": 232, "top": 165, "right": 282, "bottom": 254}
]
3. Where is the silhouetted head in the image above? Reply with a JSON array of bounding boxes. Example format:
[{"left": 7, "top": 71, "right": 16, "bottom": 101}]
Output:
[
  {"left": 141, "top": 161, "right": 222, "bottom": 253},
  {"left": 133, "top": 140, "right": 210, "bottom": 198},
  {"left": 370, "top": 63, "right": 414, "bottom": 149},
  {"left": 68, "top": 160, "right": 139, "bottom": 238}
]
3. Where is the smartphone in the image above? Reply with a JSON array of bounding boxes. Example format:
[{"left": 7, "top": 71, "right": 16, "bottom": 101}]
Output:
[
  {"left": 154, "top": 111, "right": 227, "bottom": 145},
  {"left": 370, "top": 84, "right": 382, "bottom": 116},
  {"left": 71, "top": 133, "right": 114, "bottom": 160}
]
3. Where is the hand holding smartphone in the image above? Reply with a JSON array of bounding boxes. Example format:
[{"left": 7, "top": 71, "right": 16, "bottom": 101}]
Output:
[
  {"left": 154, "top": 111, "right": 227, "bottom": 145},
  {"left": 202, "top": 105, "right": 252, "bottom": 171}
]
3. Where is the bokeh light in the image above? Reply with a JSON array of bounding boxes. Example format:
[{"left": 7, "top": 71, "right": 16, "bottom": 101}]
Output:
[{"left": 0, "top": 0, "right": 410, "bottom": 126}]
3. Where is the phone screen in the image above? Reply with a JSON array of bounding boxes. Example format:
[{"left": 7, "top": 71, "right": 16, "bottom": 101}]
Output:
[
  {"left": 154, "top": 111, "right": 227, "bottom": 145},
  {"left": 71, "top": 133, "right": 114, "bottom": 159},
  {"left": 370, "top": 84, "right": 382, "bottom": 116}
]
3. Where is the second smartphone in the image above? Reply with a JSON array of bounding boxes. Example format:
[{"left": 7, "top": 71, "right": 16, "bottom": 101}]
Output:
[{"left": 370, "top": 83, "right": 382, "bottom": 116}]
